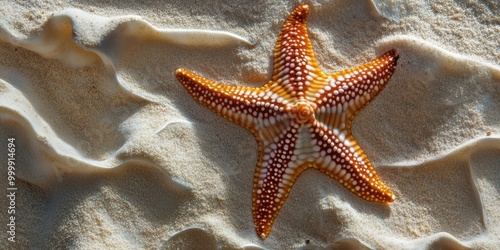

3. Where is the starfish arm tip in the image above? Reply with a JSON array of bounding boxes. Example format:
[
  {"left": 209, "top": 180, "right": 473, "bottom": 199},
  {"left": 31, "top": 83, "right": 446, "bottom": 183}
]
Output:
[
  {"left": 386, "top": 49, "right": 400, "bottom": 64},
  {"left": 259, "top": 232, "right": 268, "bottom": 239},
  {"left": 175, "top": 68, "right": 189, "bottom": 79},
  {"left": 291, "top": 4, "right": 310, "bottom": 21}
]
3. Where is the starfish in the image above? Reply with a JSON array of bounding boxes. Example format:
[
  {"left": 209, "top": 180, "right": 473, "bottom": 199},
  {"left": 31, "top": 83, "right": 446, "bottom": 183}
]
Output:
[{"left": 175, "top": 4, "right": 398, "bottom": 239}]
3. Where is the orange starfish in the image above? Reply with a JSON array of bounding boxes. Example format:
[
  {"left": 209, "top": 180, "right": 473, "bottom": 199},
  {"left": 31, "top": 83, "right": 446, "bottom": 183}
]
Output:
[{"left": 176, "top": 4, "right": 398, "bottom": 239}]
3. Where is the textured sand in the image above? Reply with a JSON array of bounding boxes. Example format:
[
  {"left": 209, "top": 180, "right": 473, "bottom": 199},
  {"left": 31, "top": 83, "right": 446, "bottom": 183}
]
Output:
[{"left": 0, "top": 0, "right": 499, "bottom": 249}]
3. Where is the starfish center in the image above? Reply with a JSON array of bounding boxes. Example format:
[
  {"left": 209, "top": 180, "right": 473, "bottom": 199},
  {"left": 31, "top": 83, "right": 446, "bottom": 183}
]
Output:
[{"left": 288, "top": 101, "right": 317, "bottom": 124}]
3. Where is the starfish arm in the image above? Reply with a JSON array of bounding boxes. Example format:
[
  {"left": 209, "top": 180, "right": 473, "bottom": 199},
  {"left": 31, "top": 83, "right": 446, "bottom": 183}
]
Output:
[
  {"left": 252, "top": 123, "right": 310, "bottom": 239},
  {"left": 310, "top": 122, "right": 394, "bottom": 203},
  {"left": 176, "top": 68, "right": 288, "bottom": 131},
  {"left": 314, "top": 49, "right": 399, "bottom": 130},
  {"left": 269, "top": 4, "right": 327, "bottom": 99}
]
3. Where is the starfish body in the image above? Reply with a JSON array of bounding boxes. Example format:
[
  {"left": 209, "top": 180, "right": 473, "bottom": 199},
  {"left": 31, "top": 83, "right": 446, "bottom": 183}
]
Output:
[{"left": 176, "top": 4, "right": 398, "bottom": 239}]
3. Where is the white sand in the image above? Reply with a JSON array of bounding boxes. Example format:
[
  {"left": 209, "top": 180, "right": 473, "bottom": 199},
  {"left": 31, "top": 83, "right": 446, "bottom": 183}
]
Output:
[{"left": 0, "top": 0, "right": 499, "bottom": 249}]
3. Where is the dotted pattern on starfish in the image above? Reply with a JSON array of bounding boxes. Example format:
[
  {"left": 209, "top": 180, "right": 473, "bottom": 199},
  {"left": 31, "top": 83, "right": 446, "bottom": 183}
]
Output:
[{"left": 175, "top": 4, "right": 399, "bottom": 239}]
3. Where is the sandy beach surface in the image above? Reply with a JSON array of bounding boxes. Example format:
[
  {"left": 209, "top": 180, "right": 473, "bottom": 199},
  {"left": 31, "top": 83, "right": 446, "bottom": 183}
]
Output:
[{"left": 1, "top": 0, "right": 499, "bottom": 249}]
